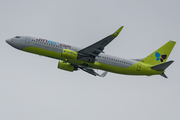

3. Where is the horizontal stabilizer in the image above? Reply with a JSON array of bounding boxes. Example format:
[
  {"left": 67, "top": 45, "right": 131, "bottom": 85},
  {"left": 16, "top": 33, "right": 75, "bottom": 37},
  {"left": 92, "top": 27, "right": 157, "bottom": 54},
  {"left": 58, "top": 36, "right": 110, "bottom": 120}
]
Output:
[
  {"left": 151, "top": 60, "right": 174, "bottom": 71},
  {"left": 160, "top": 72, "right": 168, "bottom": 78}
]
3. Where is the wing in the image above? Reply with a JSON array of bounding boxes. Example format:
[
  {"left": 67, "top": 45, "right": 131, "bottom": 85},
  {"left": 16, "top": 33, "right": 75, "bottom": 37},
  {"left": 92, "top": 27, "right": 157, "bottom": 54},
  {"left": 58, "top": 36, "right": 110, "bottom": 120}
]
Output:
[
  {"left": 78, "top": 66, "right": 108, "bottom": 77},
  {"left": 78, "top": 26, "right": 124, "bottom": 63}
]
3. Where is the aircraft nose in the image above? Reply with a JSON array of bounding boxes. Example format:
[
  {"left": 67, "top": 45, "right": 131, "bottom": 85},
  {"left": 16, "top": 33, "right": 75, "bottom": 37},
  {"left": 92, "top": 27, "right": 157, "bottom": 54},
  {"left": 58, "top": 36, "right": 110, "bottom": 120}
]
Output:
[{"left": 6, "top": 38, "right": 11, "bottom": 44}]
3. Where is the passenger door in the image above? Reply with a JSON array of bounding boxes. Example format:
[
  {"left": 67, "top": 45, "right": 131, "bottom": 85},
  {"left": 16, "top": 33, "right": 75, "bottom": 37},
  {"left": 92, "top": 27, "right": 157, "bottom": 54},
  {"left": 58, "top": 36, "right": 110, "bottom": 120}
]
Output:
[
  {"left": 25, "top": 36, "right": 30, "bottom": 44},
  {"left": 137, "top": 63, "right": 142, "bottom": 71}
]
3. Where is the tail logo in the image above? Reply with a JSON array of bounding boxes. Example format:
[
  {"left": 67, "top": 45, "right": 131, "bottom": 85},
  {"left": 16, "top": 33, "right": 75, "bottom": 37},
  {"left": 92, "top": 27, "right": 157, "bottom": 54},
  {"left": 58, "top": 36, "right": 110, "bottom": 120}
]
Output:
[{"left": 155, "top": 52, "right": 167, "bottom": 62}]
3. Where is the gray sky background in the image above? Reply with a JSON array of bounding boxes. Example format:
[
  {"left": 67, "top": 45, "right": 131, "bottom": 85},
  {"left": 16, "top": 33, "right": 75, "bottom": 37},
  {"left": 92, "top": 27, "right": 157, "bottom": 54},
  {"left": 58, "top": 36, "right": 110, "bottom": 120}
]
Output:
[{"left": 1, "top": 0, "right": 180, "bottom": 120}]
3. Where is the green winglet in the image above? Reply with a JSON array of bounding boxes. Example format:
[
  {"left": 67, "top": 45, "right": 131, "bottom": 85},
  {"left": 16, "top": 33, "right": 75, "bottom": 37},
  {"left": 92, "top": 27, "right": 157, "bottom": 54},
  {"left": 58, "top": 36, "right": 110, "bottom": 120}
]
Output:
[{"left": 111, "top": 26, "right": 124, "bottom": 37}]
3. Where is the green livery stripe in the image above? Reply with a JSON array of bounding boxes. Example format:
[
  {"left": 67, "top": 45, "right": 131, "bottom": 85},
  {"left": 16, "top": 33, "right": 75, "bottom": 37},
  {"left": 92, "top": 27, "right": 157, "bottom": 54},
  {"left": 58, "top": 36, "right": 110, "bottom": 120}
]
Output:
[
  {"left": 23, "top": 47, "right": 62, "bottom": 59},
  {"left": 22, "top": 47, "right": 102, "bottom": 69},
  {"left": 22, "top": 47, "right": 162, "bottom": 76},
  {"left": 100, "top": 62, "right": 162, "bottom": 75}
]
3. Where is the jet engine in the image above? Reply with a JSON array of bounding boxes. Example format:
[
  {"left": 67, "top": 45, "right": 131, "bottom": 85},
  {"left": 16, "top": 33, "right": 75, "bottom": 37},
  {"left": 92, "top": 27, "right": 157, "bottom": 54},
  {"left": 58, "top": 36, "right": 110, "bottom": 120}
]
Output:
[
  {"left": 61, "top": 49, "right": 78, "bottom": 59},
  {"left": 57, "top": 61, "right": 78, "bottom": 72}
]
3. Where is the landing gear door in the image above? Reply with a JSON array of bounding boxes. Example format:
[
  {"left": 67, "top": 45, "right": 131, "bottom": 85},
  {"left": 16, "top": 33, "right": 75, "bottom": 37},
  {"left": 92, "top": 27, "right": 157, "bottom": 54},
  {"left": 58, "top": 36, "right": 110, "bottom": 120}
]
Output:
[{"left": 25, "top": 36, "right": 30, "bottom": 44}]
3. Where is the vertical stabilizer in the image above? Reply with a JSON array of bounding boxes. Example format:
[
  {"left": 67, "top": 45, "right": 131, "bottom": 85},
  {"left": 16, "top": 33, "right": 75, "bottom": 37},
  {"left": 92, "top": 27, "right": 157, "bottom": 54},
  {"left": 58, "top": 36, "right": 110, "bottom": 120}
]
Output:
[{"left": 142, "top": 41, "right": 176, "bottom": 66}]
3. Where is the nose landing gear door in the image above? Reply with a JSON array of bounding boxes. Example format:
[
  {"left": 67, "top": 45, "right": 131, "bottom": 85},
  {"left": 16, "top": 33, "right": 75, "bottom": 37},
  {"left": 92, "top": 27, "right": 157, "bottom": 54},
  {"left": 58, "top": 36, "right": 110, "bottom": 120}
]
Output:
[{"left": 25, "top": 36, "right": 30, "bottom": 44}]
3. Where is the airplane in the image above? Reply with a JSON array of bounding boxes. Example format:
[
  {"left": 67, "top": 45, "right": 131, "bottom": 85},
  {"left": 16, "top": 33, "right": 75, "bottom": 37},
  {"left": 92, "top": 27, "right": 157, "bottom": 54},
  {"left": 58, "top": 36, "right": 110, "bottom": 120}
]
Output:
[{"left": 6, "top": 26, "right": 176, "bottom": 78}]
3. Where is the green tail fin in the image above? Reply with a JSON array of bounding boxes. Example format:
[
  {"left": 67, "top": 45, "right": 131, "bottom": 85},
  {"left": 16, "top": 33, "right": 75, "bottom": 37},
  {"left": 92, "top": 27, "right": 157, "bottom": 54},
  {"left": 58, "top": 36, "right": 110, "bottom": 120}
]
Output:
[{"left": 142, "top": 40, "right": 176, "bottom": 66}]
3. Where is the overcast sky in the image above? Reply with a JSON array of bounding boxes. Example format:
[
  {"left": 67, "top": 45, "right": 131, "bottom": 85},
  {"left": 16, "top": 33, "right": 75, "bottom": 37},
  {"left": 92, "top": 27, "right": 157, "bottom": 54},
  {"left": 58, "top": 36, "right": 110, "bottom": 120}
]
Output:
[{"left": 1, "top": 0, "right": 180, "bottom": 120}]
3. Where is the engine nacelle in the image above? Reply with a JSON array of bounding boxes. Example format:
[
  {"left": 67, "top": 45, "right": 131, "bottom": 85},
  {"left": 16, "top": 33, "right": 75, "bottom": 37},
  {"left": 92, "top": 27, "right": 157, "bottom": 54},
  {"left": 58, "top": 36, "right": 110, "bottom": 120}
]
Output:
[
  {"left": 57, "top": 61, "right": 77, "bottom": 72},
  {"left": 62, "top": 49, "right": 78, "bottom": 59}
]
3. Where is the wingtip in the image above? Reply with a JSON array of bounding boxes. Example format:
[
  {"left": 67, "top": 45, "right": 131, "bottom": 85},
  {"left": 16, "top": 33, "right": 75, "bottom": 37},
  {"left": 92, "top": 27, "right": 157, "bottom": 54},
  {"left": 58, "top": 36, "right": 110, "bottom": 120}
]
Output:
[
  {"left": 99, "top": 71, "right": 108, "bottom": 77},
  {"left": 118, "top": 26, "right": 124, "bottom": 32},
  {"left": 169, "top": 40, "right": 176, "bottom": 45},
  {"left": 111, "top": 26, "right": 124, "bottom": 37}
]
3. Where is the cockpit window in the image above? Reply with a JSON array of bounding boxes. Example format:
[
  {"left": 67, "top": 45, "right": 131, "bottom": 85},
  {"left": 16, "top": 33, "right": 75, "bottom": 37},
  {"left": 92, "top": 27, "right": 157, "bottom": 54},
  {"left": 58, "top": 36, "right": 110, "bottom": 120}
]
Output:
[{"left": 15, "top": 36, "right": 20, "bottom": 38}]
